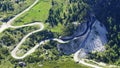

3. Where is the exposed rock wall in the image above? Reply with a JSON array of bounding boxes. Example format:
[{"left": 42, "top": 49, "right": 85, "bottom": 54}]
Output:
[{"left": 57, "top": 19, "right": 107, "bottom": 58}]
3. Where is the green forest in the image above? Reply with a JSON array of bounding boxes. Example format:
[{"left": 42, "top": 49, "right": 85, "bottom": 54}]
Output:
[
  {"left": 0, "top": 0, "right": 34, "bottom": 22},
  {"left": 47, "top": 0, "right": 120, "bottom": 65},
  {"left": 87, "top": 0, "right": 120, "bottom": 65},
  {"left": 0, "top": 0, "right": 120, "bottom": 68}
]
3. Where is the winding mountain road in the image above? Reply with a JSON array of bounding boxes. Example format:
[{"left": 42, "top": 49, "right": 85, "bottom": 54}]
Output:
[
  {"left": 73, "top": 16, "right": 104, "bottom": 68},
  {"left": 73, "top": 20, "right": 103, "bottom": 68},
  {"left": 74, "top": 49, "right": 102, "bottom": 68},
  {"left": 0, "top": 0, "right": 39, "bottom": 33},
  {"left": 11, "top": 22, "right": 68, "bottom": 59},
  {"left": 0, "top": 0, "right": 68, "bottom": 59},
  {"left": 0, "top": 0, "right": 113, "bottom": 68}
]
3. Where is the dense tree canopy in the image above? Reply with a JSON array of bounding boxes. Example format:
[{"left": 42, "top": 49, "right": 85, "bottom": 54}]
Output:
[
  {"left": 46, "top": 0, "right": 90, "bottom": 27},
  {"left": 87, "top": 0, "right": 120, "bottom": 65}
]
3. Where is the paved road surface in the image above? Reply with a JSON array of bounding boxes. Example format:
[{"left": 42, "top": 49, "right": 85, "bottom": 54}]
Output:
[{"left": 0, "top": 0, "right": 116, "bottom": 68}]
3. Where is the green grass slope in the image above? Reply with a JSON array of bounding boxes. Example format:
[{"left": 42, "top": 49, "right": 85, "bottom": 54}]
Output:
[{"left": 13, "top": 0, "right": 52, "bottom": 26}]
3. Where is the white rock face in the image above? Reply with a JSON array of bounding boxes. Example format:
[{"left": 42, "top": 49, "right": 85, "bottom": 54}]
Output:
[
  {"left": 84, "top": 20, "right": 107, "bottom": 52},
  {"left": 57, "top": 20, "right": 107, "bottom": 58}
]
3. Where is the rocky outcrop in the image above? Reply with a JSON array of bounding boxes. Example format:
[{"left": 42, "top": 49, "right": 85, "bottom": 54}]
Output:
[{"left": 57, "top": 19, "right": 107, "bottom": 58}]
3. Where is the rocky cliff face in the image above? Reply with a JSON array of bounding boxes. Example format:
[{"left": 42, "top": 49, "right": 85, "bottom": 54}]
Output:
[{"left": 57, "top": 19, "right": 107, "bottom": 58}]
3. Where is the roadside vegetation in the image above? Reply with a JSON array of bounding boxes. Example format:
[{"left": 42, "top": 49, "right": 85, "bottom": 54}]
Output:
[
  {"left": 0, "top": 0, "right": 120, "bottom": 68},
  {"left": 0, "top": 40, "right": 89, "bottom": 68},
  {"left": 0, "top": 0, "right": 34, "bottom": 22},
  {"left": 0, "top": 25, "right": 39, "bottom": 47},
  {"left": 20, "top": 41, "right": 89, "bottom": 68},
  {"left": 13, "top": 0, "right": 52, "bottom": 26},
  {"left": 0, "top": 0, "right": 90, "bottom": 68},
  {"left": 0, "top": 22, "right": 2, "bottom": 25}
]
